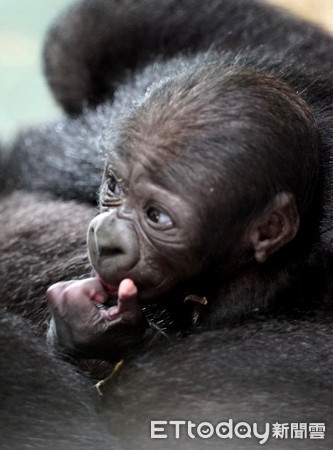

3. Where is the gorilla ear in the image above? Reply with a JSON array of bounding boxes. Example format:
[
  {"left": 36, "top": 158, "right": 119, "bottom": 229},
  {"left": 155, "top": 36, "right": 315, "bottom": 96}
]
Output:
[{"left": 249, "top": 192, "right": 300, "bottom": 263}]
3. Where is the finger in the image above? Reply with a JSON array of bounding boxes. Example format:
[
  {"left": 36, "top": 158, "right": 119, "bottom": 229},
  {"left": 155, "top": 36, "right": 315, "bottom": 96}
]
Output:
[
  {"left": 46, "top": 280, "right": 76, "bottom": 308},
  {"left": 117, "top": 278, "right": 139, "bottom": 313},
  {"left": 47, "top": 279, "right": 109, "bottom": 326},
  {"left": 118, "top": 278, "right": 138, "bottom": 300},
  {"left": 47, "top": 278, "right": 108, "bottom": 307},
  {"left": 105, "top": 279, "right": 140, "bottom": 321}
]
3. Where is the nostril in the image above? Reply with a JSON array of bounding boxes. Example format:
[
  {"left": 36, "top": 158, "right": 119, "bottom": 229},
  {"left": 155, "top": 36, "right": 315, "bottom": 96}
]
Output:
[{"left": 98, "top": 245, "right": 124, "bottom": 258}]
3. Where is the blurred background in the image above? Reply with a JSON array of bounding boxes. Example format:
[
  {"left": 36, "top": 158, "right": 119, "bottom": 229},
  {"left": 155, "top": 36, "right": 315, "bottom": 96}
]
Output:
[
  {"left": 0, "top": 0, "right": 71, "bottom": 141},
  {"left": 1, "top": 0, "right": 333, "bottom": 142}
]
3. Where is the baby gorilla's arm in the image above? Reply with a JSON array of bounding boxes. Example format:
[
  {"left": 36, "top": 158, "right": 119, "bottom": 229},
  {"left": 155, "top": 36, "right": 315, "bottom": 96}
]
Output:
[{"left": 47, "top": 278, "right": 149, "bottom": 360}]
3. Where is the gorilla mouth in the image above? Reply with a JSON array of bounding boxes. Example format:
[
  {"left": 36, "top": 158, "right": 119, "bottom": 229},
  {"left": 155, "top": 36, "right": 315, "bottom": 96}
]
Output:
[
  {"left": 96, "top": 275, "right": 119, "bottom": 306},
  {"left": 100, "top": 279, "right": 118, "bottom": 295}
]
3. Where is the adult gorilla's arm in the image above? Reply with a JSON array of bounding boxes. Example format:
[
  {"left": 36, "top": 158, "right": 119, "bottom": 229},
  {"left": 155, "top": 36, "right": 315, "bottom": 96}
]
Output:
[
  {"left": 4, "top": 0, "right": 333, "bottom": 202},
  {"left": 44, "top": 0, "right": 333, "bottom": 115}
]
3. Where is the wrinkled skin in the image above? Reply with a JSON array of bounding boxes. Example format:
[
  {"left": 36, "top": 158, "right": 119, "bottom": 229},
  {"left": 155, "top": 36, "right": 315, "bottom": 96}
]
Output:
[{"left": 88, "top": 161, "right": 208, "bottom": 301}]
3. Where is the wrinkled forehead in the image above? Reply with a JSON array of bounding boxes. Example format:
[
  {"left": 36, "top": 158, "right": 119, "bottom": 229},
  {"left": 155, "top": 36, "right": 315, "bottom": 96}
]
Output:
[{"left": 103, "top": 125, "right": 219, "bottom": 199}]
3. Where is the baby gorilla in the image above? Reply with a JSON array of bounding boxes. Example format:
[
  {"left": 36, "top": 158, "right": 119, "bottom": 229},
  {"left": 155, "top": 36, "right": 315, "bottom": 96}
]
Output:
[{"left": 47, "top": 62, "right": 325, "bottom": 361}]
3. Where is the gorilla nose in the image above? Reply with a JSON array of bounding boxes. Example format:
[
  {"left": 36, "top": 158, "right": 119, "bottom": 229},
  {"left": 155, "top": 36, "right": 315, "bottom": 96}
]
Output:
[{"left": 87, "top": 211, "right": 140, "bottom": 279}]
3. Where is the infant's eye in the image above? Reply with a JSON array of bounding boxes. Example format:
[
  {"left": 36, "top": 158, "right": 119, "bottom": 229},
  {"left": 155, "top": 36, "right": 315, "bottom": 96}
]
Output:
[
  {"left": 107, "top": 175, "right": 123, "bottom": 197},
  {"left": 146, "top": 206, "right": 173, "bottom": 228}
]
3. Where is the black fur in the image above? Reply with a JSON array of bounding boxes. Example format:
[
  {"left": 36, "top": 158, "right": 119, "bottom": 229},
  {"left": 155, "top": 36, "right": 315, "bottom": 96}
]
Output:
[
  {"left": 1, "top": 309, "right": 332, "bottom": 449},
  {"left": 0, "top": 191, "right": 94, "bottom": 332},
  {"left": 4, "top": 0, "right": 333, "bottom": 205},
  {"left": 103, "top": 314, "right": 333, "bottom": 448},
  {"left": 1, "top": 0, "right": 333, "bottom": 447},
  {"left": 0, "top": 312, "right": 117, "bottom": 449},
  {"left": 4, "top": 2, "right": 333, "bottom": 327}
]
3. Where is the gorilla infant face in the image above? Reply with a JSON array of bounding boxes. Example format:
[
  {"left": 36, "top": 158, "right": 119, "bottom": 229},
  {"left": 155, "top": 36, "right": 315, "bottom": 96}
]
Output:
[{"left": 87, "top": 152, "right": 208, "bottom": 302}]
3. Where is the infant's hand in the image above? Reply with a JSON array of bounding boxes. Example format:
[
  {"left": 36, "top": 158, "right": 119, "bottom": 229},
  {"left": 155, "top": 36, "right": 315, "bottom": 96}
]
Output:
[{"left": 47, "top": 277, "right": 147, "bottom": 360}]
